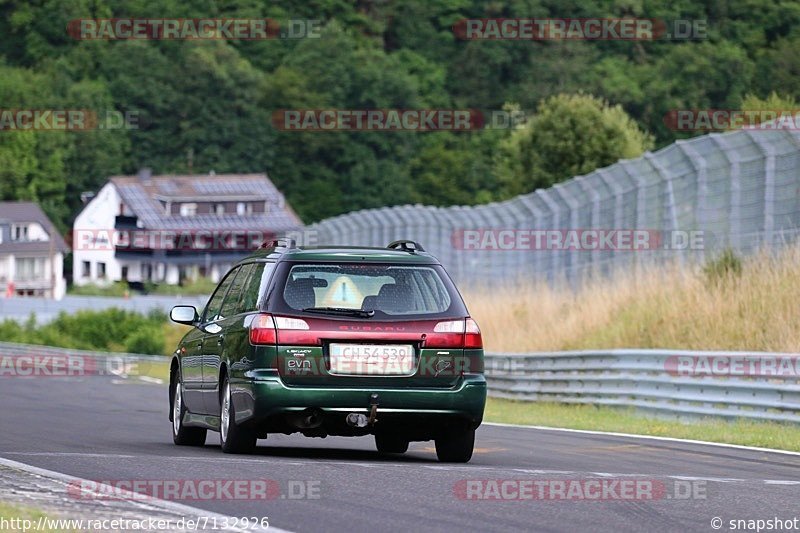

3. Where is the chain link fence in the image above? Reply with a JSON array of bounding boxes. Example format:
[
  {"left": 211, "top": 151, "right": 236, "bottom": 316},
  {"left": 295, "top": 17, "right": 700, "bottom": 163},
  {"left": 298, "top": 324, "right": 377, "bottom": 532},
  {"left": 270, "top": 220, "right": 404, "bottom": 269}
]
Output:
[{"left": 310, "top": 129, "right": 800, "bottom": 286}]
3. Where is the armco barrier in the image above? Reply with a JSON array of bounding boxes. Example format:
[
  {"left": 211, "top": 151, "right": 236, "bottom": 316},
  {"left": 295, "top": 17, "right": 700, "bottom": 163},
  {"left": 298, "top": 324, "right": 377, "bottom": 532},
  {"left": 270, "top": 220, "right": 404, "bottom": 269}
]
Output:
[
  {"left": 4, "top": 342, "right": 799, "bottom": 424},
  {"left": 0, "top": 341, "right": 167, "bottom": 378},
  {"left": 484, "top": 349, "right": 800, "bottom": 423}
]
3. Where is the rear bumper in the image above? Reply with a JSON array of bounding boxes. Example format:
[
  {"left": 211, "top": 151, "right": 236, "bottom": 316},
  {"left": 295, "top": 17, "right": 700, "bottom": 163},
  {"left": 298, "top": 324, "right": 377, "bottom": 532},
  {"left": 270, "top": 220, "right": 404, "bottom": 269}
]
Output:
[{"left": 232, "top": 371, "right": 487, "bottom": 428}]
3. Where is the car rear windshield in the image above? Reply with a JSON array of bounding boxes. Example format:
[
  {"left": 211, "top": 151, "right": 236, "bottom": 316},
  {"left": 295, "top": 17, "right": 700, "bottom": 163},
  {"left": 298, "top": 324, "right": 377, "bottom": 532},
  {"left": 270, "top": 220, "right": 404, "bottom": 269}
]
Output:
[{"left": 268, "top": 262, "right": 468, "bottom": 320}]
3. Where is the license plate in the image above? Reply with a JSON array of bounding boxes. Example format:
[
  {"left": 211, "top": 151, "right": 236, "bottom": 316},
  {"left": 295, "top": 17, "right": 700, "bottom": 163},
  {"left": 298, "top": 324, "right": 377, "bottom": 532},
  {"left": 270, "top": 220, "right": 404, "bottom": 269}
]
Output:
[{"left": 329, "top": 343, "right": 415, "bottom": 375}]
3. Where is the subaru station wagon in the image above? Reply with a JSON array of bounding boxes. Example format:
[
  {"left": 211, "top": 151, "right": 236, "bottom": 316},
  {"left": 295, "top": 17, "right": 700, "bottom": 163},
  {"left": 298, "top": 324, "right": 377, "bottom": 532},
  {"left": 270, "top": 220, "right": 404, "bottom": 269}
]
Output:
[{"left": 168, "top": 239, "right": 486, "bottom": 462}]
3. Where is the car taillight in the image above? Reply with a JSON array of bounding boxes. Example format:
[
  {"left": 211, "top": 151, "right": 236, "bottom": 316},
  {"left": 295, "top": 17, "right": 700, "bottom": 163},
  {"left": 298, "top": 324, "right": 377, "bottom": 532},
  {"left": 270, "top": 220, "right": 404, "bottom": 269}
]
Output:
[
  {"left": 274, "top": 316, "right": 318, "bottom": 345},
  {"left": 464, "top": 318, "right": 483, "bottom": 349},
  {"left": 432, "top": 319, "right": 482, "bottom": 349},
  {"left": 249, "top": 314, "right": 277, "bottom": 345},
  {"left": 433, "top": 320, "right": 465, "bottom": 333},
  {"left": 274, "top": 316, "right": 309, "bottom": 330}
]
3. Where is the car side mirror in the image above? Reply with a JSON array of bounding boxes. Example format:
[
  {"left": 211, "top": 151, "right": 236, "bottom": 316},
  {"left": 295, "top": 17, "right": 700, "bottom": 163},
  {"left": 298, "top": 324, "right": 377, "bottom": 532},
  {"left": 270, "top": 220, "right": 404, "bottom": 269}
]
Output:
[{"left": 170, "top": 305, "right": 198, "bottom": 325}]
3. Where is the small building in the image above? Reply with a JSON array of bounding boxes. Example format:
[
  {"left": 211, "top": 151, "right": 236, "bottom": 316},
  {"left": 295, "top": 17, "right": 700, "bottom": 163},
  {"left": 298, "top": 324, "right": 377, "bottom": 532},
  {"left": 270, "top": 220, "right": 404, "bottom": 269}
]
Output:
[
  {"left": 72, "top": 171, "right": 303, "bottom": 286},
  {"left": 0, "top": 202, "right": 68, "bottom": 299}
]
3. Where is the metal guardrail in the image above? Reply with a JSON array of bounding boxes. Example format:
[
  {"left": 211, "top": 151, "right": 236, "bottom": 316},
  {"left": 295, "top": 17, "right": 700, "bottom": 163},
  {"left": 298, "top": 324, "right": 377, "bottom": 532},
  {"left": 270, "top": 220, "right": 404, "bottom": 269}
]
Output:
[
  {"left": 484, "top": 350, "right": 800, "bottom": 423},
  {"left": 0, "top": 341, "right": 168, "bottom": 379},
  {"left": 3, "top": 342, "right": 799, "bottom": 423}
]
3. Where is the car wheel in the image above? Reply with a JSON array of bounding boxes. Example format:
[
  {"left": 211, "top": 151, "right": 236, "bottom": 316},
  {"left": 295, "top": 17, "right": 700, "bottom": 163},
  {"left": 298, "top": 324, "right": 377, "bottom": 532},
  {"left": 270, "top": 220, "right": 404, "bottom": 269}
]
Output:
[
  {"left": 219, "top": 375, "right": 257, "bottom": 454},
  {"left": 375, "top": 434, "right": 409, "bottom": 454},
  {"left": 435, "top": 428, "right": 475, "bottom": 463},
  {"left": 171, "top": 373, "right": 207, "bottom": 446}
]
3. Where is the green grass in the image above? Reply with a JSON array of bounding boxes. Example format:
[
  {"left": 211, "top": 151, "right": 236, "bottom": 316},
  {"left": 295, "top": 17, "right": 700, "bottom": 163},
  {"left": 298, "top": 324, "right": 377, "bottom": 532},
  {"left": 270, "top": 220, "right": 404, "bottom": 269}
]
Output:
[
  {"left": 484, "top": 397, "right": 800, "bottom": 452},
  {"left": 68, "top": 278, "right": 215, "bottom": 297},
  {"left": 148, "top": 277, "right": 216, "bottom": 296},
  {"left": 67, "top": 282, "right": 129, "bottom": 297},
  {"left": 133, "top": 358, "right": 170, "bottom": 382},
  {"left": 0, "top": 502, "right": 75, "bottom": 532}
]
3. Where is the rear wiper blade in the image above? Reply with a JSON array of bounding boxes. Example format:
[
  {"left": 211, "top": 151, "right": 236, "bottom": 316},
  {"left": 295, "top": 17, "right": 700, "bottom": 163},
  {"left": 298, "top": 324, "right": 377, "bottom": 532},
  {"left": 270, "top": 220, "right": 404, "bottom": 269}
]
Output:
[{"left": 302, "top": 307, "right": 375, "bottom": 318}]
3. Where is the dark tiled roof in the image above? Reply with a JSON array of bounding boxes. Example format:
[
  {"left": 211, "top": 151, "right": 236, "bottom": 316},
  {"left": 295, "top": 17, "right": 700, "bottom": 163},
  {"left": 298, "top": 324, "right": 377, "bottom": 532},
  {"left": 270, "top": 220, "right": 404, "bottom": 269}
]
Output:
[
  {"left": 109, "top": 174, "right": 303, "bottom": 231},
  {"left": 0, "top": 202, "right": 69, "bottom": 253}
]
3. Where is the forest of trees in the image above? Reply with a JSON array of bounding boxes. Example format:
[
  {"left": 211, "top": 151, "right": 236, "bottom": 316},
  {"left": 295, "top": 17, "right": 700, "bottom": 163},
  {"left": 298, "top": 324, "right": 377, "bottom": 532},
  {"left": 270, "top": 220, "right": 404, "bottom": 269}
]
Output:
[{"left": 1, "top": 0, "right": 799, "bottom": 230}]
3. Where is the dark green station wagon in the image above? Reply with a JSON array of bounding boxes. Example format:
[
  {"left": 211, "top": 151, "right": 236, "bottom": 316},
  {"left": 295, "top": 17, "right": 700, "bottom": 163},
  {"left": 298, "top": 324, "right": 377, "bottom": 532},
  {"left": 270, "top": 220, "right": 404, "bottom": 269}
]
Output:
[{"left": 168, "top": 239, "right": 486, "bottom": 462}]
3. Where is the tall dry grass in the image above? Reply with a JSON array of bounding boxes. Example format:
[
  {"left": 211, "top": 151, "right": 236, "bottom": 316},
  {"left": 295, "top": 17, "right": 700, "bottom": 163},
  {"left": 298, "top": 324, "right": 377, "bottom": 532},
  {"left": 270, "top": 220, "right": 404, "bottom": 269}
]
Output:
[{"left": 463, "top": 247, "right": 800, "bottom": 353}]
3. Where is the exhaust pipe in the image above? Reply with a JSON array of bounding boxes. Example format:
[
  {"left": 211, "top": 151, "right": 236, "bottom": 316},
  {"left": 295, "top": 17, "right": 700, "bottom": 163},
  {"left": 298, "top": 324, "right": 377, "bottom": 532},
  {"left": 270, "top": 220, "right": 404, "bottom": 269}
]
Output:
[
  {"left": 289, "top": 408, "right": 323, "bottom": 429},
  {"left": 345, "top": 413, "right": 369, "bottom": 428}
]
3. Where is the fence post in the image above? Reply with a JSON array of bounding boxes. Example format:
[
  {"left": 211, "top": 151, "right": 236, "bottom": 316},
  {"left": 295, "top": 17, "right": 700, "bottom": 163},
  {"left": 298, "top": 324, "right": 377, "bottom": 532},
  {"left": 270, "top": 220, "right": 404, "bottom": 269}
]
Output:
[
  {"left": 710, "top": 133, "right": 741, "bottom": 251},
  {"left": 676, "top": 140, "right": 707, "bottom": 263},
  {"left": 744, "top": 131, "right": 776, "bottom": 249},
  {"left": 645, "top": 151, "right": 682, "bottom": 266}
]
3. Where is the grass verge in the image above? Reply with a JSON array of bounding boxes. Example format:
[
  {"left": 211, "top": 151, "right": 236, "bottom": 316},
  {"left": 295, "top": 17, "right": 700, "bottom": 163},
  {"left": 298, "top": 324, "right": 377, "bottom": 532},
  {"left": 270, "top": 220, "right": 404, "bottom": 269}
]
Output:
[
  {"left": 0, "top": 502, "right": 75, "bottom": 532},
  {"left": 484, "top": 397, "right": 800, "bottom": 452},
  {"left": 464, "top": 247, "right": 800, "bottom": 353},
  {"left": 134, "top": 358, "right": 170, "bottom": 382},
  {"left": 67, "top": 282, "right": 130, "bottom": 297}
]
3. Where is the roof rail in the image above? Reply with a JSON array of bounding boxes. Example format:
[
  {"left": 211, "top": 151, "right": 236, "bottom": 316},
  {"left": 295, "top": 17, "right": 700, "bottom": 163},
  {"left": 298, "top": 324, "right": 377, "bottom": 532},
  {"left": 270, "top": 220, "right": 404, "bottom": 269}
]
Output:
[
  {"left": 260, "top": 238, "right": 297, "bottom": 250},
  {"left": 387, "top": 240, "right": 425, "bottom": 253}
]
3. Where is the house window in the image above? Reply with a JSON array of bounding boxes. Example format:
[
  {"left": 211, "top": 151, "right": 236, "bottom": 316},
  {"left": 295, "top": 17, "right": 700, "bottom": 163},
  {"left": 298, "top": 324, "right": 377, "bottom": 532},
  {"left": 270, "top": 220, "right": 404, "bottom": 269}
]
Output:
[
  {"left": 214, "top": 203, "right": 225, "bottom": 215},
  {"left": 97, "top": 262, "right": 106, "bottom": 278},
  {"left": 179, "top": 203, "right": 197, "bottom": 217},
  {"left": 237, "top": 202, "right": 253, "bottom": 216},
  {"left": 11, "top": 224, "right": 29, "bottom": 241},
  {"left": 15, "top": 257, "right": 45, "bottom": 281},
  {"left": 82, "top": 261, "right": 91, "bottom": 277}
]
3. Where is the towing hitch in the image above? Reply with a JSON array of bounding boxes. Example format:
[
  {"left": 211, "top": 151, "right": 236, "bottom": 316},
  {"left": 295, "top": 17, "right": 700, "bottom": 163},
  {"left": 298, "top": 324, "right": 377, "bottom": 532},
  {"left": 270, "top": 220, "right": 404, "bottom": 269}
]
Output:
[
  {"left": 367, "top": 393, "right": 379, "bottom": 425},
  {"left": 345, "top": 393, "right": 381, "bottom": 428}
]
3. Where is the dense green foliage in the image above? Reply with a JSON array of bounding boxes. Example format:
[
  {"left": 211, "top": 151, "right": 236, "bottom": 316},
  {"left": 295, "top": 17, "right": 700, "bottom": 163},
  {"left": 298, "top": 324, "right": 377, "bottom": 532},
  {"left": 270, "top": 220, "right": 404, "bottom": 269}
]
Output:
[
  {"left": 495, "top": 94, "right": 654, "bottom": 194},
  {"left": 0, "top": 308, "right": 167, "bottom": 354},
  {"left": 1, "top": 0, "right": 799, "bottom": 229}
]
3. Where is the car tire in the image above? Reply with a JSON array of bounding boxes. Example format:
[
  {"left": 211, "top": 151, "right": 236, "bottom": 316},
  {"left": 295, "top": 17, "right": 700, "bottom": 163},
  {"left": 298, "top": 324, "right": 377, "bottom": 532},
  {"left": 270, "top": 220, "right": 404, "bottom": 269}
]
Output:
[
  {"left": 171, "top": 373, "right": 207, "bottom": 446},
  {"left": 219, "top": 375, "right": 257, "bottom": 454},
  {"left": 375, "top": 434, "right": 409, "bottom": 454},
  {"left": 435, "top": 428, "right": 475, "bottom": 463}
]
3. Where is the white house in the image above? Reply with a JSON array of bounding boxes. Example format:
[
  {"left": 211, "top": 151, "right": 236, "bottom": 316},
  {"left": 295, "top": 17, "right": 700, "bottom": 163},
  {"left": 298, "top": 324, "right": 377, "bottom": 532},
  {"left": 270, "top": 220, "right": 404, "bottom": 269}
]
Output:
[
  {"left": 0, "top": 202, "right": 68, "bottom": 300},
  {"left": 72, "top": 170, "right": 302, "bottom": 287}
]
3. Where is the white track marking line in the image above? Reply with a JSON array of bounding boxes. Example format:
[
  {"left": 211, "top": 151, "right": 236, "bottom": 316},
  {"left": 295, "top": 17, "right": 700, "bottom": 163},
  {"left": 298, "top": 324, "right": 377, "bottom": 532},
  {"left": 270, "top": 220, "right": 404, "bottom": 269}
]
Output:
[
  {"left": 484, "top": 422, "right": 800, "bottom": 457},
  {"left": 0, "top": 456, "right": 292, "bottom": 532},
  {"left": 3, "top": 452, "right": 137, "bottom": 458}
]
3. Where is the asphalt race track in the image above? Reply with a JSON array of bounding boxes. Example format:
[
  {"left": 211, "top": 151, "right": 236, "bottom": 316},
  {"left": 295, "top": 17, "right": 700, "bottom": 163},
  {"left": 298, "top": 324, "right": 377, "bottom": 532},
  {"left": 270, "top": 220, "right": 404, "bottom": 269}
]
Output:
[{"left": 2, "top": 376, "right": 799, "bottom": 532}]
